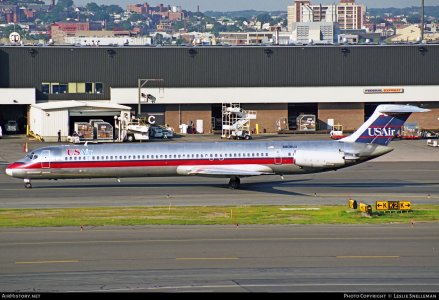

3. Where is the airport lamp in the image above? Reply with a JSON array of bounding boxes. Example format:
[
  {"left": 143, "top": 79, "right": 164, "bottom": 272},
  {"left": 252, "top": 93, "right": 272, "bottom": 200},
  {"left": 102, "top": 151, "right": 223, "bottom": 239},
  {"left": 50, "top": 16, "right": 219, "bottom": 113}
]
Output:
[{"left": 137, "top": 79, "right": 164, "bottom": 117}]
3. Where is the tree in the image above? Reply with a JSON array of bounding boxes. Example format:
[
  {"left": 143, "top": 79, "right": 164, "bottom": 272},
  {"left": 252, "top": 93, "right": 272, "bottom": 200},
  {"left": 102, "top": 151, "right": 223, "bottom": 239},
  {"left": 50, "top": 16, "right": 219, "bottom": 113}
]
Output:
[
  {"left": 57, "top": 0, "right": 73, "bottom": 9},
  {"left": 86, "top": 2, "right": 100, "bottom": 13},
  {"left": 256, "top": 13, "right": 272, "bottom": 25}
]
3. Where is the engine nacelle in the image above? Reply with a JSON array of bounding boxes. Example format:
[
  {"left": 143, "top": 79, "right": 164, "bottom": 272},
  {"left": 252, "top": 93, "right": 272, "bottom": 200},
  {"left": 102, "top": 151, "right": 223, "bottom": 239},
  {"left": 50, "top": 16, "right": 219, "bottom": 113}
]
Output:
[{"left": 294, "top": 150, "right": 345, "bottom": 168}]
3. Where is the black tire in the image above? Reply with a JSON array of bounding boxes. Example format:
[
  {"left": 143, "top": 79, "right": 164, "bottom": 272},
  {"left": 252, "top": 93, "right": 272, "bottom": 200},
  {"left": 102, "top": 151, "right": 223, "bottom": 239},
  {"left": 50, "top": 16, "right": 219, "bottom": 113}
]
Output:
[
  {"left": 228, "top": 177, "right": 241, "bottom": 189},
  {"left": 127, "top": 135, "right": 134, "bottom": 142}
]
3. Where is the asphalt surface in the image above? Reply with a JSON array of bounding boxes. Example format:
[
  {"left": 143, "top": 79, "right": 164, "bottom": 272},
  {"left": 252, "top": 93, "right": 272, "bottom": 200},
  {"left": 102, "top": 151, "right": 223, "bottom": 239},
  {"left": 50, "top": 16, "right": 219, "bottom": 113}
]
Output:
[
  {"left": 0, "top": 134, "right": 438, "bottom": 293},
  {"left": 1, "top": 224, "right": 438, "bottom": 292},
  {"left": 0, "top": 134, "right": 438, "bottom": 208}
]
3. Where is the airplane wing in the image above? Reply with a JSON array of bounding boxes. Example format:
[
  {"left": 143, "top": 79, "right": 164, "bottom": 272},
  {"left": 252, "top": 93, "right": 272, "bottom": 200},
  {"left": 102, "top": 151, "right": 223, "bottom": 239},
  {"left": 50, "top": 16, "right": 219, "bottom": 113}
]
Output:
[{"left": 177, "top": 165, "right": 274, "bottom": 178}]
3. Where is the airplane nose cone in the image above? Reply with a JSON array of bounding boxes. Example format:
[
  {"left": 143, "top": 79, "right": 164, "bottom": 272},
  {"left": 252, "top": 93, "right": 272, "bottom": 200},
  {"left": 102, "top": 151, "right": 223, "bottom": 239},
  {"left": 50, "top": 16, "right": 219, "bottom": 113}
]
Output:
[{"left": 5, "top": 167, "right": 13, "bottom": 177}]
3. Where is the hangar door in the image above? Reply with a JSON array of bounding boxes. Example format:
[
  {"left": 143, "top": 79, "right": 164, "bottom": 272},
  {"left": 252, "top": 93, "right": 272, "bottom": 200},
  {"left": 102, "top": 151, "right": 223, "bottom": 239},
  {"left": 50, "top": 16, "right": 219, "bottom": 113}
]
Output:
[{"left": 69, "top": 110, "right": 120, "bottom": 136}]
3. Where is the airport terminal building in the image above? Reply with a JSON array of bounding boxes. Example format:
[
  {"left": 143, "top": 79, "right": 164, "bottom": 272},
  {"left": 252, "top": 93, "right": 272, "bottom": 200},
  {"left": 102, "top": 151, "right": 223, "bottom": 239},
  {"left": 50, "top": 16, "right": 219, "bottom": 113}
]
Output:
[{"left": 0, "top": 44, "right": 438, "bottom": 139}]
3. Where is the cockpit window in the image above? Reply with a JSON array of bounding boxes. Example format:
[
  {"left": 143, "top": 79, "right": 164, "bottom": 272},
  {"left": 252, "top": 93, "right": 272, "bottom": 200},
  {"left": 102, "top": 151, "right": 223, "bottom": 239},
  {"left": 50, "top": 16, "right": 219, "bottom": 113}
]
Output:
[{"left": 26, "top": 153, "right": 38, "bottom": 160}]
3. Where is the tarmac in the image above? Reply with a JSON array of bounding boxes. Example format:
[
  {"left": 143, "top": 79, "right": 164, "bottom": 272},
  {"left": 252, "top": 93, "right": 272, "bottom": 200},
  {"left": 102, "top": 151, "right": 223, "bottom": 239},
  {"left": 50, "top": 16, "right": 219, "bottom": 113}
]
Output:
[{"left": 0, "top": 134, "right": 438, "bottom": 293}]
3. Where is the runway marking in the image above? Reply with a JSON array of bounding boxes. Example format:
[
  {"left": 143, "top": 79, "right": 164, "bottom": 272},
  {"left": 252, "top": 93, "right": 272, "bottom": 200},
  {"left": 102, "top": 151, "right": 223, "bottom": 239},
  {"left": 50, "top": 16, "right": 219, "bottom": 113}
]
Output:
[
  {"left": 2, "top": 236, "right": 438, "bottom": 247},
  {"left": 176, "top": 257, "right": 238, "bottom": 261},
  {"left": 337, "top": 256, "right": 400, "bottom": 259},
  {"left": 15, "top": 260, "right": 79, "bottom": 264}
]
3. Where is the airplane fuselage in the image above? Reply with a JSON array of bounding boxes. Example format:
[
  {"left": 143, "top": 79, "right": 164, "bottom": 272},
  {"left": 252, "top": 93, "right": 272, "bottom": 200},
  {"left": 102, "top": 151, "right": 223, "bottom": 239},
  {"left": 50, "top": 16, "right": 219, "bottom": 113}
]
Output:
[{"left": 5, "top": 140, "right": 392, "bottom": 181}]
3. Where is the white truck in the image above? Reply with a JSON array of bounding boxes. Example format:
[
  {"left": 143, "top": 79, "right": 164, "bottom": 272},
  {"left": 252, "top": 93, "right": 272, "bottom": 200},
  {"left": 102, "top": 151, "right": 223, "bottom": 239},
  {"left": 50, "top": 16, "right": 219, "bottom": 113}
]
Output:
[{"left": 125, "top": 119, "right": 150, "bottom": 142}]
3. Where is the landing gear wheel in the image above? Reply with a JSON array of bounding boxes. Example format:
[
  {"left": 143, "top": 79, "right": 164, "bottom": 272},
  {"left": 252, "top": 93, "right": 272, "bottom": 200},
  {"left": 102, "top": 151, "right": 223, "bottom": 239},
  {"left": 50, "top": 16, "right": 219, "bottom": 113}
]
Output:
[
  {"left": 24, "top": 179, "right": 32, "bottom": 189},
  {"left": 228, "top": 177, "right": 241, "bottom": 189}
]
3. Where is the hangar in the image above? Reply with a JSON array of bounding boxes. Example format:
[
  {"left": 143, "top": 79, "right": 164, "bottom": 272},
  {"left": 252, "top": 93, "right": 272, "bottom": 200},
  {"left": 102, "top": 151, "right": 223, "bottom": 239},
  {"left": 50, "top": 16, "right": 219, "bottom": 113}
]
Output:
[
  {"left": 0, "top": 44, "right": 438, "bottom": 139},
  {"left": 29, "top": 101, "right": 131, "bottom": 142}
]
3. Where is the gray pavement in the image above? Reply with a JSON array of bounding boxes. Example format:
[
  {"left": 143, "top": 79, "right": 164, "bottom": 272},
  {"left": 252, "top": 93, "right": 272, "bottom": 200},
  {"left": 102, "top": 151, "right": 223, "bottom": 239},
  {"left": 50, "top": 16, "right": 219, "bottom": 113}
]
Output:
[
  {"left": 1, "top": 224, "right": 438, "bottom": 292},
  {"left": 0, "top": 134, "right": 438, "bottom": 208},
  {"left": 1, "top": 134, "right": 439, "bottom": 293}
]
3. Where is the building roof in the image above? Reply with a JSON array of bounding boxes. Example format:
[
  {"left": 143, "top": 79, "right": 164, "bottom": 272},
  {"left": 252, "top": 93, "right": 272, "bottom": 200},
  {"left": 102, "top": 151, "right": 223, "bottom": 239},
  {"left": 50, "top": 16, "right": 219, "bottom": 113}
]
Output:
[{"left": 32, "top": 100, "right": 131, "bottom": 111}]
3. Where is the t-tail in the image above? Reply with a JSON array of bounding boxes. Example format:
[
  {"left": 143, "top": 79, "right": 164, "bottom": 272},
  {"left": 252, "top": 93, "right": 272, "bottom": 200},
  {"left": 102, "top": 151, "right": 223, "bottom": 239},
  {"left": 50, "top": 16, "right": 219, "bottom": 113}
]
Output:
[{"left": 341, "top": 104, "right": 430, "bottom": 146}]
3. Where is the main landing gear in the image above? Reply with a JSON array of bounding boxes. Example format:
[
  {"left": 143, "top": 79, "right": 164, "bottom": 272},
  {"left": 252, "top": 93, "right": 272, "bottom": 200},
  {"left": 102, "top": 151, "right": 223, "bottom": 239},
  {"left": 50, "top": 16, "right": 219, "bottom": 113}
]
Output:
[
  {"left": 24, "top": 179, "right": 32, "bottom": 189},
  {"left": 228, "top": 177, "right": 241, "bottom": 189}
]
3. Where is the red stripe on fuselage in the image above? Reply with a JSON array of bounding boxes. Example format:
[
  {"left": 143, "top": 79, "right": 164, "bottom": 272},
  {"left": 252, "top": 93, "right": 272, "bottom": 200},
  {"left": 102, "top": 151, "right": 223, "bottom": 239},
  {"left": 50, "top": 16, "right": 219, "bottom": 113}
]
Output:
[
  {"left": 8, "top": 158, "right": 294, "bottom": 170},
  {"left": 6, "top": 162, "right": 30, "bottom": 169}
]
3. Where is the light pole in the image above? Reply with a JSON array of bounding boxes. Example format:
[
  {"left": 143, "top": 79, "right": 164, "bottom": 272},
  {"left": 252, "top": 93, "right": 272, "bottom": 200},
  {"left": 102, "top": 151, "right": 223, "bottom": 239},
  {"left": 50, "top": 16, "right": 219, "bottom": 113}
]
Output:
[
  {"left": 137, "top": 79, "right": 164, "bottom": 117},
  {"left": 421, "top": 0, "right": 424, "bottom": 42}
]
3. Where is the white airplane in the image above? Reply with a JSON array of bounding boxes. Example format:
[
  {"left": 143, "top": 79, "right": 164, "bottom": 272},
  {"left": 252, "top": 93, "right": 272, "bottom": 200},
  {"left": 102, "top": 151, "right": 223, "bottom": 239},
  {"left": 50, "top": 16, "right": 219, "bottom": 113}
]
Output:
[{"left": 5, "top": 104, "right": 428, "bottom": 189}]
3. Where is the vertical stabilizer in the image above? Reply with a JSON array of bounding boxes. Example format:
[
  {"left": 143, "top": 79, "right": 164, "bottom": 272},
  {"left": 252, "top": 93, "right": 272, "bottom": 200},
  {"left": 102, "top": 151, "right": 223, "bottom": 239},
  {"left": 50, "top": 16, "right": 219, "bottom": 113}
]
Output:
[{"left": 341, "top": 104, "right": 429, "bottom": 146}]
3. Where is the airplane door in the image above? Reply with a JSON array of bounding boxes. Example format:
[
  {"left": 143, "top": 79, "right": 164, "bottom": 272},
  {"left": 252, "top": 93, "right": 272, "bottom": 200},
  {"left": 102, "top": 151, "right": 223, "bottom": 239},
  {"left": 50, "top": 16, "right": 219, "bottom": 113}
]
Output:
[
  {"left": 41, "top": 150, "right": 51, "bottom": 169},
  {"left": 268, "top": 145, "right": 283, "bottom": 165}
]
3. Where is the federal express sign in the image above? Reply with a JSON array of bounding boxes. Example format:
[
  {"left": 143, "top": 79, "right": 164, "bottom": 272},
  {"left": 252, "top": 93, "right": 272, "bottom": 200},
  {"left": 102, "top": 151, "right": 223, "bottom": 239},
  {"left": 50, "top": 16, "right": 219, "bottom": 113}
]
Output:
[{"left": 363, "top": 88, "right": 404, "bottom": 94}]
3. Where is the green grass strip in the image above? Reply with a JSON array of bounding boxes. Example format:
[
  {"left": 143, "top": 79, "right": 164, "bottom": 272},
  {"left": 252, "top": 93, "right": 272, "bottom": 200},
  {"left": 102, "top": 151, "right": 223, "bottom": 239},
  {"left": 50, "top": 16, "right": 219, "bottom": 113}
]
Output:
[{"left": 0, "top": 205, "right": 439, "bottom": 227}]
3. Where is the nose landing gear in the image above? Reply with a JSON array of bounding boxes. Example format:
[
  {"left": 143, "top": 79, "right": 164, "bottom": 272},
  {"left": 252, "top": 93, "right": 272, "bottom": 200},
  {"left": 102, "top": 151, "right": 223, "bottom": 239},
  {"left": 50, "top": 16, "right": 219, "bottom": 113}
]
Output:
[{"left": 24, "top": 179, "right": 32, "bottom": 189}]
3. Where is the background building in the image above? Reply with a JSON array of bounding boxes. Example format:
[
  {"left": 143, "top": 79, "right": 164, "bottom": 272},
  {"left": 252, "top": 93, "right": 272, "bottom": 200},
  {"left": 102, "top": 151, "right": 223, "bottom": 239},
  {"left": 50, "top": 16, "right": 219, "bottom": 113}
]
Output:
[
  {"left": 0, "top": 45, "right": 438, "bottom": 140},
  {"left": 288, "top": 0, "right": 365, "bottom": 32}
]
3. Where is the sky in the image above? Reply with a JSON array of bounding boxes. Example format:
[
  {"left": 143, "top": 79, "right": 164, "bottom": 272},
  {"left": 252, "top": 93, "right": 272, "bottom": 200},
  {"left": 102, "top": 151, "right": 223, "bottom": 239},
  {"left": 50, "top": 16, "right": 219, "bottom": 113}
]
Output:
[{"left": 66, "top": 0, "right": 439, "bottom": 12}]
